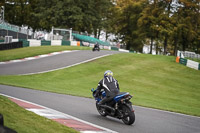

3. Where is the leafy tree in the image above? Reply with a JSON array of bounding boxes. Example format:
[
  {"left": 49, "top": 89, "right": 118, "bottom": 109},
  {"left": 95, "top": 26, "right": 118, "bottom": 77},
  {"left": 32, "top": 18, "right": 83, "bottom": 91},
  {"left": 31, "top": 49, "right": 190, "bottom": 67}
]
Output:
[
  {"left": 55, "top": 0, "right": 83, "bottom": 31},
  {"left": 78, "top": 0, "right": 96, "bottom": 34},
  {"left": 138, "top": 0, "right": 160, "bottom": 54},
  {"left": 4, "top": 0, "right": 32, "bottom": 27},
  {"left": 112, "top": 0, "right": 146, "bottom": 51},
  {"left": 176, "top": 0, "right": 200, "bottom": 52},
  {"left": 93, "top": 0, "right": 113, "bottom": 39},
  {"left": 1, "top": 0, "right": 199, "bottom": 54}
]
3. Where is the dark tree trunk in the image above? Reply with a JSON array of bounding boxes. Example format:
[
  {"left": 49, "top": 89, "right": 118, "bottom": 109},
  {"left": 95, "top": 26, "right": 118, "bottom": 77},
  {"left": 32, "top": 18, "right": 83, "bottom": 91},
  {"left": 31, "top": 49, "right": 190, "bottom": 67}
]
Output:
[
  {"left": 105, "top": 31, "right": 109, "bottom": 41},
  {"left": 173, "top": 37, "right": 178, "bottom": 56},
  {"left": 150, "top": 37, "right": 153, "bottom": 54},
  {"left": 182, "top": 41, "right": 186, "bottom": 51},
  {"left": 156, "top": 43, "right": 158, "bottom": 55},
  {"left": 126, "top": 41, "right": 131, "bottom": 50},
  {"left": 164, "top": 36, "right": 168, "bottom": 55},
  {"left": 97, "top": 29, "right": 101, "bottom": 39},
  {"left": 94, "top": 28, "right": 97, "bottom": 38}
]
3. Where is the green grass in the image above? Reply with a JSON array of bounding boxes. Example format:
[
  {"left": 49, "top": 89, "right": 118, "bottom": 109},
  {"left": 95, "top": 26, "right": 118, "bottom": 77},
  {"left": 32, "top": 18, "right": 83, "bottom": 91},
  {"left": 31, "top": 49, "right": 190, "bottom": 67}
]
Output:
[
  {"left": 0, "top": 95, "right": 78, "bottom": 133},
  {"left": 0, "top": 46, "right": 91, "bottom": 62},
  {"left": 0, "top": 52, "right": 200, "bottom": 116}
]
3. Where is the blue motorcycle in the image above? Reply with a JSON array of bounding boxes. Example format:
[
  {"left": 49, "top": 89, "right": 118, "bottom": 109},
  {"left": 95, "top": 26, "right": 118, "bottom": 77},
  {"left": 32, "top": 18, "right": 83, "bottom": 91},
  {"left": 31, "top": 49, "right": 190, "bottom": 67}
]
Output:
[{"left": 91, "top": 88, "right": 135, "bottom": 125}]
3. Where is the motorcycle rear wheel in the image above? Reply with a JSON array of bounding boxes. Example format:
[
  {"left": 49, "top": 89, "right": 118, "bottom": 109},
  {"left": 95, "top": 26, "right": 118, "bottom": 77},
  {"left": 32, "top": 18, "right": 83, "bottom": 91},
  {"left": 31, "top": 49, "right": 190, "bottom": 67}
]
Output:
[
  {"left": 96, "top": 103, "right": 107, "bottom": 117},
  {"left": 121, "top": 105, "right": 135, "bottom": 125}
]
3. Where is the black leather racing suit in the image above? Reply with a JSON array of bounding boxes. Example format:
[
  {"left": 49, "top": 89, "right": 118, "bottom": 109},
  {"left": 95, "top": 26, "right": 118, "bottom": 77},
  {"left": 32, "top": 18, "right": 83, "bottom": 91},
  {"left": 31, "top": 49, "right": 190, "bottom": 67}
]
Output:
[{"left": 95, "top": 76, "right": 120, "bottom": 105}]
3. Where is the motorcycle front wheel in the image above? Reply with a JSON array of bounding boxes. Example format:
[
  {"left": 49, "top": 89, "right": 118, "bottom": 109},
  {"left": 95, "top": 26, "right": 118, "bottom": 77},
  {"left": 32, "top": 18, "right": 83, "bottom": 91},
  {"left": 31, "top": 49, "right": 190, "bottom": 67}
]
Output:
[
  {"left": 121, "top": 105, "right": 135, "bottom": 125},
  {"left": 96, "top": 103, "right": 107, "bottom": 117}
]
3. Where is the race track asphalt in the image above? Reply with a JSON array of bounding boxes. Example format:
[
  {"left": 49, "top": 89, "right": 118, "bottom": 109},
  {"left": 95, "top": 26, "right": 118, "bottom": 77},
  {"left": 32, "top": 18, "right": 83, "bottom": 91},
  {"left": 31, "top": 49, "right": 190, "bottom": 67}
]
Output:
[
  {"left": 0, "top": 50, "right": 200, "bottom": 133},
  {"left": 0, "top": 85, "right": 200, "bottom": 133},
  {"left": 0, "top": 50, "right": 120, "bottom": 75}
]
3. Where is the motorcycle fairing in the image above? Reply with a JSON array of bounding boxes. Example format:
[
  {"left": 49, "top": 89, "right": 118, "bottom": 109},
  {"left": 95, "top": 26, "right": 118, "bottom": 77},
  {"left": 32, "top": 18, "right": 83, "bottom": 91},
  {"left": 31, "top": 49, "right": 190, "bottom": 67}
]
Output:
[{"left": 114, "top": 92, "right": 129, "bottom": 102}]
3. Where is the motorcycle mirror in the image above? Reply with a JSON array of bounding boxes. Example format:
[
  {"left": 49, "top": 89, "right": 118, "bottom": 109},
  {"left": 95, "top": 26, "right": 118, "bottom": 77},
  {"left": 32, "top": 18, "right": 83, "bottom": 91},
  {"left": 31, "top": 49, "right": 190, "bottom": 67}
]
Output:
[{"left": 91, "top": 88, "right": 94, "bottom": 92}]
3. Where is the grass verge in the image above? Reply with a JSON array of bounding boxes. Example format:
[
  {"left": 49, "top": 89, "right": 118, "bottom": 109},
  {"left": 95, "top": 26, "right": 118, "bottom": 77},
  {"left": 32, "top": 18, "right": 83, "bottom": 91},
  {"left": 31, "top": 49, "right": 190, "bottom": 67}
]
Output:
[
  {"left": 0, "top": 95, "right": 78, "bottom": 133},
  {"left": 0, "top": 53, "right": 200, "bottom": 116},
  {"left": 0, "top": 46, "right": 91, "bottom": 62}
]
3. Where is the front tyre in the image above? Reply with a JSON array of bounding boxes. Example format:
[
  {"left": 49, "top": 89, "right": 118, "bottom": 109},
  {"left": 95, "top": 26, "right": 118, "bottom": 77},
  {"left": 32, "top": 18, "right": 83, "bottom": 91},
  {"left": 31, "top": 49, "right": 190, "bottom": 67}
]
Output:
[
  {"left": 96, "top": 103, "right": 107, "bottom": 117},
  {"left": 121, "top": 105, "right": 135, "bottom": 125}
]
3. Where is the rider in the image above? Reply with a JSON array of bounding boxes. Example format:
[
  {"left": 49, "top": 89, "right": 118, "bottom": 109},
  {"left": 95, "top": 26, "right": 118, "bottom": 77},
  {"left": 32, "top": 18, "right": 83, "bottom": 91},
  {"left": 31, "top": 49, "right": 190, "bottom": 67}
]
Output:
[
  {"left": 94, "top": 42, "right": 99, "bottom": 48},
  {"left": 94, "top": 70, "right": 120, "bottom": 112}
]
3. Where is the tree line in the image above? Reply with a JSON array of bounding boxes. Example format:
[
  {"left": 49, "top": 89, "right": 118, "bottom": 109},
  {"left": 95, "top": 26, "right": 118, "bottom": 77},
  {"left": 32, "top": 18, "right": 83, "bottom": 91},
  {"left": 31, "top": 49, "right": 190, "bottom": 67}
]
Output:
[{"left": 0, "top": 0, "right": 199, "bottom": 55}]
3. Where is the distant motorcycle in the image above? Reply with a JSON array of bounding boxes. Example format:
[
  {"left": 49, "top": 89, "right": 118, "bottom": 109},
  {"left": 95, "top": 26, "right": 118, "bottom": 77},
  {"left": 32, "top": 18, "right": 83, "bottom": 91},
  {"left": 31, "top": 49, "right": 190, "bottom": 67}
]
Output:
[
  {"left": 91, "top": 88, "right": 135, "bottom": 125},
  {"left": 92, "top": 44, "right": 100, "bottom": 51}
]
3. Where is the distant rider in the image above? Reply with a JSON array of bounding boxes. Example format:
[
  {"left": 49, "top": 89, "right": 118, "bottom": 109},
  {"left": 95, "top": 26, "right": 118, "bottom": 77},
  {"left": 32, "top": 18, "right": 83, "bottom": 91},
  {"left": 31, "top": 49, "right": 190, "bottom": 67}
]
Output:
[
  {"left": 94, "top": 70, "right": 120, "bottom": 112},
  {"left": 94, "top": 42, "right": 99, "bottom": 48}
]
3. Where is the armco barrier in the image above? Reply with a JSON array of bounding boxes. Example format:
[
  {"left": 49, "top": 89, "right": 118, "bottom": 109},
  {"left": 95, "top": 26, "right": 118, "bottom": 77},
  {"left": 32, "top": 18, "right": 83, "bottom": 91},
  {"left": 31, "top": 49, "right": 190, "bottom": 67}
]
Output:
[
  {"left": 61, "top": 40, "right": 70, "bottom": 46},
  {"left": 51, "top": 40, "right": 62, "bottom": 46},
  {"left": 8, "top": 39, "right": 113, "bottom": 50},
  {"left": 71, "top": 41, "right": 78, "bottom": 46},
  {"left": 103, "top": 46, "right": 111, "bottom": 50},
  {"left": 19, "top": 39, "right": 29, "bottom": 47},
  {"left": 179, "top": 58, "right": 187, "bottom": 65},
  {"left": 111, "top": 47, "right": 119, "bottom": 51},
  {"left": 14, "top": 40, "right": 79, "bottom": 47},
  {"left": 41, "top": 40, "right": 51, "bottom": 46},
  {"left": 22, "top": 40, "right": 29, "bottom": 47},
  {"left": 186, "top": 59, "right": 199, "bottom": 70},
  {"left": 28, "top": 39, "right": 41, "bottom": 47},
  {"left": 0, "top": 41, "right": 23, "bottom": 50},
  {"left": 129, "top": 51, "right": 135, "bottom": 53},
  {"left": 177, "top": 57, "right": 200, "bottom": 70}
]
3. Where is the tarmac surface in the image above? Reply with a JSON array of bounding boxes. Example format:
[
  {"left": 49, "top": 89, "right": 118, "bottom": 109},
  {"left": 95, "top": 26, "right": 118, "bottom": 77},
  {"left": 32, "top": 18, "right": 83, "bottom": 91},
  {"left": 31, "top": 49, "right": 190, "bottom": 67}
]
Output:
[
  {"left": 0, "top": 85, "right": 200, "bottom": 133},
  {"left": 0, "top": 50, "right": 200, "bottom": 133},
  {"left": 0, "top": 50, "right": 120, "bottom": 75}
]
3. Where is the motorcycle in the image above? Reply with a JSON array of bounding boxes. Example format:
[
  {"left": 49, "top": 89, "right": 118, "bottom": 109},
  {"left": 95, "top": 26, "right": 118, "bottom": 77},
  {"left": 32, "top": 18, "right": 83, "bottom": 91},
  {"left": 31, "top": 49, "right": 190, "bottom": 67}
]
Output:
[
  {"left": 92, "top": 44, "right": 100, "bottom": 51},
  {"left": 91, "top": 88, "right": 135, "bottom": 125}
]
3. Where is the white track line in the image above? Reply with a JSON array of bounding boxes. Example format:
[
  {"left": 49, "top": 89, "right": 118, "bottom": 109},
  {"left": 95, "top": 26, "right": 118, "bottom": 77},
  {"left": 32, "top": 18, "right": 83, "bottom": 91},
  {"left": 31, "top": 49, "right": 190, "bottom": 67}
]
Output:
[
  {"left": 0, "top": 93, "right": 118, "bottom": 133},
  {"left": 19, "top": 54, "right": 111, "bottom": 75}
]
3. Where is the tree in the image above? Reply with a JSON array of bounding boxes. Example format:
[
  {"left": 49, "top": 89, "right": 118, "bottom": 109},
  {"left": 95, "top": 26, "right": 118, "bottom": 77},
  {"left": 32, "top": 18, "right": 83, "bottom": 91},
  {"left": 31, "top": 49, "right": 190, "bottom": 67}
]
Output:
[
  {"left": 54, "top": 0, "right": 83, "bottom": 31},
  {"left": 112, "top": 0, "right": 147, "bottom": 51},
  {"left": 138, "top": 0, "right": 160, "bottom": 54},
  {"left": 2, "top": 0, "right": 199, "bottom": 54},
  {"left": 157, "top": 0, "right": 174, "bottom": 55},
  {"left": 176, "top": 0, "right": 200, "bottom": 52},
  {"left": 4, "top": 0, "right": 32, "bottom": 27},
  {"left": 78, "top": 0, "right": 113, "bottom": 38}
]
